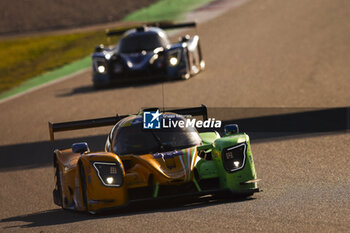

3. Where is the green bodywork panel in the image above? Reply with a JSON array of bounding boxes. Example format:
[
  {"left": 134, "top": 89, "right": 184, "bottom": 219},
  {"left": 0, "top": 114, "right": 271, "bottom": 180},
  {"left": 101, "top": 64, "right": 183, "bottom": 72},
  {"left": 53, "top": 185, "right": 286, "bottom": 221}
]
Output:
[
  {"left": 196, "top": 132, "right": 258, "bottom": 191},
  {"left": 198, "top": 131, "right": 220, "bottom": 151},
  {"left": 199, "top": 131, "right": 220, "bottom": 145}
]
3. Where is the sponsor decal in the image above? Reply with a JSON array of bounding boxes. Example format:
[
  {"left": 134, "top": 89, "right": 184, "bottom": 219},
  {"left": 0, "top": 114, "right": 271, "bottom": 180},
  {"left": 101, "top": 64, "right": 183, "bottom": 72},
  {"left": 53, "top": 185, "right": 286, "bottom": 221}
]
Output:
[
  {"left": 143, "top": 110, "right": 161, "bottom": 129},
  {"left": 153, "top": 150, "right": 183, "bottom": 159},
  {"left": 143, "top": 111, "right": 221, "bottom": 129}
]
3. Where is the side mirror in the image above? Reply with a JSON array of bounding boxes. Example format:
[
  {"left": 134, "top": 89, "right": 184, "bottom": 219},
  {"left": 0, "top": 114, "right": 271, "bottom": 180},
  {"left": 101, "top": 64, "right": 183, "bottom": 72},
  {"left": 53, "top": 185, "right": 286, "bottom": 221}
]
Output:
[
  {"left": 197, "top": 144, "right": 212, "bottom": 151},
  {"left": 72, "top": 142, "right": 89, "bottom": 154},
  {"left": 95, "top": 44, "right": 105, "bottom": 53},
  {"left": 224, "top": 124, "right": 239, "bottom": 135},
  {"left": 179, "top": 34, "right": 190, "bottom": 42}
]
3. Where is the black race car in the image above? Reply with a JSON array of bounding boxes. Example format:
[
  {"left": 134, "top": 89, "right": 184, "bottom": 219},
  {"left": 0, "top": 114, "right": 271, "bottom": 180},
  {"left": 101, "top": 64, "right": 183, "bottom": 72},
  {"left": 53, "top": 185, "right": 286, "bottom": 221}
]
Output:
[{"left": 92, "top": 22, "right": 205, "bottom": 88}]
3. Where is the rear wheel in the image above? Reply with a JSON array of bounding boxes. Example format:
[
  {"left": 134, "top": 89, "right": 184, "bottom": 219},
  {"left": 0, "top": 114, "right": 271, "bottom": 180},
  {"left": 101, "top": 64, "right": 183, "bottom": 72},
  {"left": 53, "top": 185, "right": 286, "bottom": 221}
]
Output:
[{"left": 53, "top": 159, "right": 63, "bottom": 207}]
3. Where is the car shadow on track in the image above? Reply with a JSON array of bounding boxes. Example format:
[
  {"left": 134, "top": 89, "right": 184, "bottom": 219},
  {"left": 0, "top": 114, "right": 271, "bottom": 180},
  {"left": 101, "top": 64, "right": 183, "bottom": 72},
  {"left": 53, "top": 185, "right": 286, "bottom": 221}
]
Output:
[
  {"left": 0, "top": 107, "right": 348, "bottom": 171},
  {"left": 56, "top": 79, "right": 184, "bottom": 98},
  {"left": 0, "top": 196, "right": 255, "bottom": 229},
  {"left": 203, "top": 106, "right": 349, "bottom": 141},
  {"left": 0, "top": 134, "right": 106, "bottom": 171}
]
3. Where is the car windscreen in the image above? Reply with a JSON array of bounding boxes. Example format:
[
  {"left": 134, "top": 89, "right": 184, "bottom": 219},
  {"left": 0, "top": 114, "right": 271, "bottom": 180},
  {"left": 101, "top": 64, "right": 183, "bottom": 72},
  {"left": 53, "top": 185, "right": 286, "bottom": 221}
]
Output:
[
  {"left": 112, "top": 120, "right": 201, "bottom": 156},
  {"left": 119, "top": 33, "right": 169, "bottom": 53}
]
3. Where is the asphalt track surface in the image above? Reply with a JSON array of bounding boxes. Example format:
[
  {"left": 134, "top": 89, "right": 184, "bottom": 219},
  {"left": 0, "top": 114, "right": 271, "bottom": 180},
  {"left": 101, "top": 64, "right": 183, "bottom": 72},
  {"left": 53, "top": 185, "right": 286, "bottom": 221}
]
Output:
[{"left": 0, "top": 0, "right": 350, "bottom": 232}]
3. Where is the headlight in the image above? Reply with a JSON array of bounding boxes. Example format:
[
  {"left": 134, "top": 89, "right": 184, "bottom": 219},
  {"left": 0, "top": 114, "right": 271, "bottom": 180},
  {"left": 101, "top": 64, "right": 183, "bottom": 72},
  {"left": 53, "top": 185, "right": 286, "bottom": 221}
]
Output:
[
  {"left": 97, "top": 65, "right": 106, "bottom": 73},
  {"left": 92, "top": 162, "right": 123, "bottom": 187},
  {"left": 93, "top": 58, "right": 107, "bottom": 74},
  {"left": 168, "top": 49, "right": 181, "bottom": 66},
  {"left": 169, "top": 57, "right": 178, "bottom": 66},
  {"left": 224, "top": 124, "right": 239, "bottom": 135},
  {"left": 105, "top": 53, "right": 112, "bottom": 60},
  {"left": 222, "top": 143, "right": 246, "bottom": 172},
  {"left": 127, "top": 61, "right": 133, "bottom": 68}
]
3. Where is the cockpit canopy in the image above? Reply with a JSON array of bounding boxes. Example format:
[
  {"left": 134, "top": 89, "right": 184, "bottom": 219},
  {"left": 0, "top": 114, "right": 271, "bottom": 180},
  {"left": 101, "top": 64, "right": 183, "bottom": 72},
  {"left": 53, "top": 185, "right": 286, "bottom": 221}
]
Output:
[
  {"left": 117, "top": 27, "right": 170, "bottom": 54},
  {"left": 109, "top": 114, "right": 202, "bottom": 156}
]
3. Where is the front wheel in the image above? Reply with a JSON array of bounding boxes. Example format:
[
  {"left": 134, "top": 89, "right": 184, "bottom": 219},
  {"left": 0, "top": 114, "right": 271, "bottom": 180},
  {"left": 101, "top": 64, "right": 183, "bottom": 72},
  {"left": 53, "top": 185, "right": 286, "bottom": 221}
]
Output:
[
  {"left": 93, "top": 82, "right": 104, "bottom": 90},
  {"left": 79, "top": 162, "right": 97, "bottom": 214},
  {"left": 53, "top": 161, "right": 63, "bottom": 207},
  {"left": 79, "top": 162, "right": 89, "bottom": 212}
]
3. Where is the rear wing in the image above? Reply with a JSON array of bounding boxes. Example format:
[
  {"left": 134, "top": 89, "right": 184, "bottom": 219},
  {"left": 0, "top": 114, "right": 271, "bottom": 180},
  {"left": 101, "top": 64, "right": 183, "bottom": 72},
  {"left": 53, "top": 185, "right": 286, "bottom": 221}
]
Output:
[
  {"left": 48, "top": 115, "right": 128, "bottom": 142},
  {"left": 106, "top": 21, "right": 196, "bottom": 36},
  {"left": 48, "top": 105, "right": 207, "bottom": 142}
]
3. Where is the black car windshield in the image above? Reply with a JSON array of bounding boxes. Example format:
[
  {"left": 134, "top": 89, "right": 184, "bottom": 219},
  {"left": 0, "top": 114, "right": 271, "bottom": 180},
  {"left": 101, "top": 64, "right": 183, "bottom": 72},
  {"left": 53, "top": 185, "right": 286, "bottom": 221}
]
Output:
[
  {"left": 112, "top": 117, "right": 202, "bottom": 155},
  {"left": 119, "top": 33, "right": 169, "bottom": 53}
]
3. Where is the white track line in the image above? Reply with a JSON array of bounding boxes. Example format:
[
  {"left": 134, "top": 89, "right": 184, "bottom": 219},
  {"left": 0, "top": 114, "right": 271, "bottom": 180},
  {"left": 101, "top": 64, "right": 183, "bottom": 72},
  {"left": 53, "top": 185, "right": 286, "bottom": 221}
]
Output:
[
  {"left": 0, "top": 0, "right": 250, "bottom": 105},
  {"left": 0, "top": 68, "right": 90, "bottom": 105}
]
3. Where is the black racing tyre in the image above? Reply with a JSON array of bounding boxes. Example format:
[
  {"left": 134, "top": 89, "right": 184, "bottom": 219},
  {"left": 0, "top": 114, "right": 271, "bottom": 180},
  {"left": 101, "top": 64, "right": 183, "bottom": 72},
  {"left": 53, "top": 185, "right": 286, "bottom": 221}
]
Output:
[
  {"left": 54, "top": 160, "right": 63, "bottom": 207},
  {"left": 79, "top": 162, "right": 89, "bottom": 213},
  {"left": 93, "top": 83, "right": 103, "bottom": 90}
]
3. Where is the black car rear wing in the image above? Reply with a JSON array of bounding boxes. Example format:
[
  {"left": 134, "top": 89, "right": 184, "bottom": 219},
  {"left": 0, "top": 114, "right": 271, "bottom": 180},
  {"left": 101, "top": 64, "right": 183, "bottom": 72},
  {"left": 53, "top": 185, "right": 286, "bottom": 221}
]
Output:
[
  {"left": 48, "top": 115, "right": 129, "bottom": 142},
  {"left": 106, "top": 21, "right": 197, "bottom": 36},
  {"left": 48, "top": 105, "right": 207, "bottom": 142}
]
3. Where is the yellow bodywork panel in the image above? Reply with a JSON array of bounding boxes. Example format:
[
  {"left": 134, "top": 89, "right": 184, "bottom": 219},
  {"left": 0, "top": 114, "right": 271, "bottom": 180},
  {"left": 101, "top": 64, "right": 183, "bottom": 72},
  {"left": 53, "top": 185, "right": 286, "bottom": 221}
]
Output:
[{"left": 55, "top": 148, "right": 198, "bottom": 212}]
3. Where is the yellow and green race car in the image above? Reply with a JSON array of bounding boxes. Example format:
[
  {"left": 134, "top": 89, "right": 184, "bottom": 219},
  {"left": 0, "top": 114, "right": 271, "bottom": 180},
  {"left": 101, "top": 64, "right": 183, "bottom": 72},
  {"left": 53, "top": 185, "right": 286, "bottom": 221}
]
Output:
[{"left": 49, "top": 105, "right": 260, "bottom": 214}]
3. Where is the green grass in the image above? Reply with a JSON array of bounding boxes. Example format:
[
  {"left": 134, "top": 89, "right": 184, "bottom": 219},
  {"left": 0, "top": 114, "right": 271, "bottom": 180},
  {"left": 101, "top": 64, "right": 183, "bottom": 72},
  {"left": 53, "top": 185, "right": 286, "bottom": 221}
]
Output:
[
  {"left": 0, "top": 31, "right": 119, "bottom": 94},
  {"left": 125, "top": 0, "right": 213, "bottom": 22},
  {"left": 0, "top": 0, "right": 215, "bottom": 96}
]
